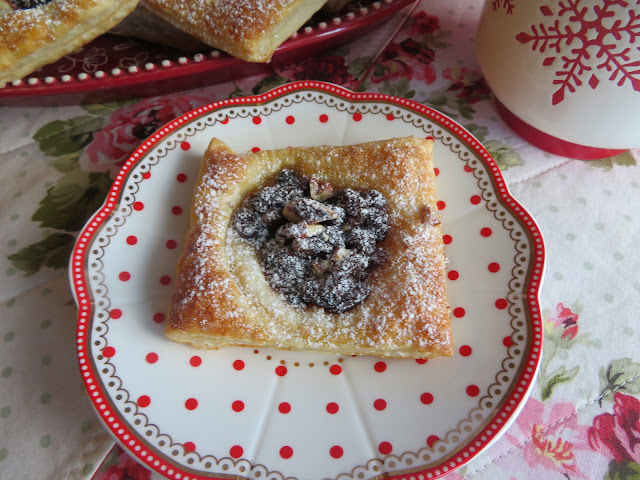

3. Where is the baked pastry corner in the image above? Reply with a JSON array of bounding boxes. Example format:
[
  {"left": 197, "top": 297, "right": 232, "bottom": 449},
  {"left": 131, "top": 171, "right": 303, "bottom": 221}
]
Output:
[
  {"left": 166, "top": 136, "right": 453, "bottom": 358},
  {"left": 141, "top": 0, "right": 330, "bottom": 62},
  {"left": 0, "top": 0, "right": 141, "bottom": 87}
]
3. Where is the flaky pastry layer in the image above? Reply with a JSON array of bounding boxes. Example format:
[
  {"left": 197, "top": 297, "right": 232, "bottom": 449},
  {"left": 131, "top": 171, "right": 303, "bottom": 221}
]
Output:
[
  {"left": 0, "top": 0, "right": 141, "bottom": 87},
  {"left": 141, "top": 0, "right": 330, "bottom": 62},
  {"left": 166, "top": 136, "right": 453, "bottom": 358}
]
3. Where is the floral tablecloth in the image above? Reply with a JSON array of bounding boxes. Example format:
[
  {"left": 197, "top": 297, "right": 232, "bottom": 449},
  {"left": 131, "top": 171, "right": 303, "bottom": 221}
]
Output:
[{"left": 1, "top": 1, "right": 639, "bottom": 479}]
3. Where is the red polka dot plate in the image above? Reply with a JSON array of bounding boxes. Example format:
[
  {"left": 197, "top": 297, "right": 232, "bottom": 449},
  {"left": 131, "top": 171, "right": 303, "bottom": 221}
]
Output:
[{"left": 71, "top": 81, "right": 545, "bottom": 480}]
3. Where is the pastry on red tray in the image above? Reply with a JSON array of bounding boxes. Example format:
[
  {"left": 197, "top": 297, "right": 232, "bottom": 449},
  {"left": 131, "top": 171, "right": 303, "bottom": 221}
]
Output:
[
  {"left": 0, "top": 0, "right": 141, "bottom": 87},
  {"left": 166, "top": 136, "right": 453, "bottom": 359},
  {"left": 109, "top": 4, "right": 208, "bottom": 51},
  {"left": 141, "top": 0, "right": 331, "bottom": 62}
]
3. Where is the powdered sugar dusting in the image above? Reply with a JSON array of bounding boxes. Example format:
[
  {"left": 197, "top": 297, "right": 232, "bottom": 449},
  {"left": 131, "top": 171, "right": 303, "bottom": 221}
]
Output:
[
  {"left": 230, "top": 169, "right": 390, "bottom": 313},
  {"left": 169, "top": 137, "right": 452, "bottom": 357},
  {"left": 147, "top": 0, "right": 299, "bottom": 41},
  {"left": 2, "top": 1, "right": 71, "bottom": 30}
]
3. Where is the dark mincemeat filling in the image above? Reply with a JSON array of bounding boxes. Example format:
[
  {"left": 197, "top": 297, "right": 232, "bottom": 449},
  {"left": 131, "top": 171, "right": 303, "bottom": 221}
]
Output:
[
  {"left": 232, "top": 169, "right": 390, "bottom": 314},
  {"left": 9, "top": 0, "right": 52, "bottom": 9}
]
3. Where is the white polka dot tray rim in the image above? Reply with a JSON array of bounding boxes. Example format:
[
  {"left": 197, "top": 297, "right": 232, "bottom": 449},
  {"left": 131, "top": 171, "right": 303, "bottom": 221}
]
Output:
[
  {"left": 0, "top": 0, "right": 416, "bottom": 105},
  {"left": 70, "top": 81, "right": 545, "bottom": 480}
]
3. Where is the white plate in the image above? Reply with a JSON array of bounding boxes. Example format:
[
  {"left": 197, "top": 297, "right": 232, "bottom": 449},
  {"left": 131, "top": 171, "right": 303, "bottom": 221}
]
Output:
[{"left": 71, "top": 81, "right": 545, "bottom": 480}]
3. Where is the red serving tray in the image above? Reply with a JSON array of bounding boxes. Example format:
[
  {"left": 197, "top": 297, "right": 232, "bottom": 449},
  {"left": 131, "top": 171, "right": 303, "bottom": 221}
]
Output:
[{"left": 0, "top": 0, "right": 417, "bottom": 106}]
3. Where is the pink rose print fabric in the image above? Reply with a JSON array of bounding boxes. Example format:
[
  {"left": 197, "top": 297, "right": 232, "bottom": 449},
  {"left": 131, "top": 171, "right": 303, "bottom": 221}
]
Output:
[
  {"left": 503, "top": 397, "right": 594, "bottom": 478},
  {"left": 442, "top": 67, "right": 492, "bottom": 106},
  {"left": 589, "top": 393, "right": 640, "bottom": 464},
  {"left": 79, "top": 94, "right": 212, "bottom": 177},
  {"left": 369, "top": 12, "right": 441, "bottom": 85},
  {"left": 276, "top": 55, "right": 359, "bottom": 89},
  {"left": 547, "top": 302, "right": 580, "bottom": 340},
  {"left": 93, "top": 447, "right": 152, "bottom": 480}
]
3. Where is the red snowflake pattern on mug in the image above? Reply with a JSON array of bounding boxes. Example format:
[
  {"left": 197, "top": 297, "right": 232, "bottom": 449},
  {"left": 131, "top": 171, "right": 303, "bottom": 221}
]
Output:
[{"left": 516, "top": 1, "right": 640, "bottom": 104}]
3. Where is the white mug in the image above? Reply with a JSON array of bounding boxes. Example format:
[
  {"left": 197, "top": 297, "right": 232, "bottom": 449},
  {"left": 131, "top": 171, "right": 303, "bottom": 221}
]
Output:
[{"left": 476, "top": 0, "right": 640, "bottom": 159}]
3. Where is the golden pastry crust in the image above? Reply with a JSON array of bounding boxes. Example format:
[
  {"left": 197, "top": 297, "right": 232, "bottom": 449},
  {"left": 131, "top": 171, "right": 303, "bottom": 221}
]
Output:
[
  {"left": 141, "top": 0, "right": 330, "bottom": 62},
  {"left": 166, "top": 136, "right": 453, "bottom": 359},
  {"left": 0, "top": 0, "right": 141, "bottom": 87}
]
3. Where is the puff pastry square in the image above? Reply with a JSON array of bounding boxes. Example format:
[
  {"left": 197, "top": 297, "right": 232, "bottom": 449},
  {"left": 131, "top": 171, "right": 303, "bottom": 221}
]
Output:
[
  {"left": 141, "top": 0, "right": 330, "bottom": 62},
  {"left": 166, "top": 136, "right": 453, "bottom": 359},
  {"left": 0, "top": 0, "right": 141, "bottom": 87}
]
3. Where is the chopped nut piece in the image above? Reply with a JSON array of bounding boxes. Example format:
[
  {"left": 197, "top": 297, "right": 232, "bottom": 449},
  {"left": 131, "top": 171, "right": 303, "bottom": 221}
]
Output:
[
  {"left": 421, "top": 205, "right": 441, "bottom": 226},
  {"left": 291, "top": 236, "right": 334, "bottom": 256},
  {"left": 310, "top": 177, "right": 334, "bottom": 201},
  {"left": 331, "top": 247, "right": 351, "bottom": 262},
  {"left": 282, "top": 222, "right": 325, "bottom": 239},
  {"left": 307, "top": 224, "right": 326, "bottom": 237},
  {"left": 282, "top": 202, "right": 302, "bottom": 222},
  {"left": 283, "top": 198, "right": 341, "bottom": 224},
  {"left": 312, "top": 259, "right": 331, "bottom": 276}
]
